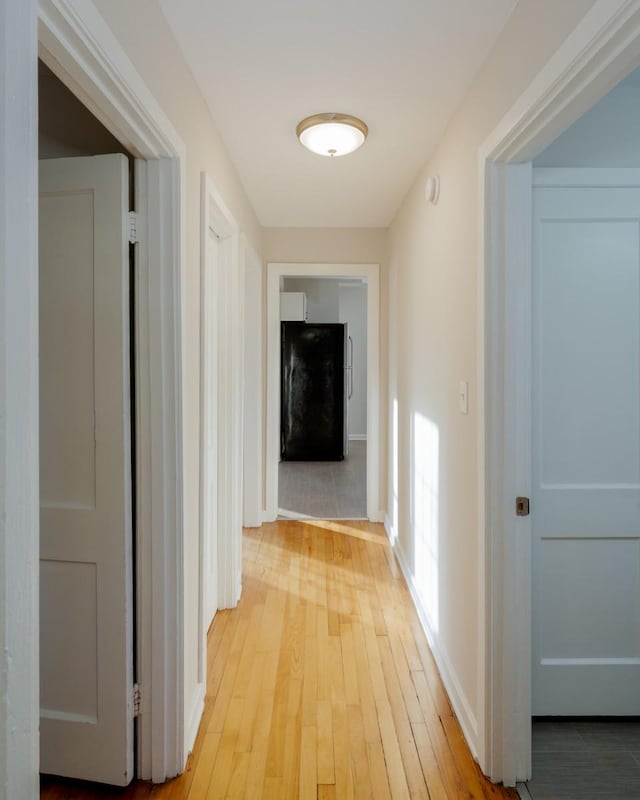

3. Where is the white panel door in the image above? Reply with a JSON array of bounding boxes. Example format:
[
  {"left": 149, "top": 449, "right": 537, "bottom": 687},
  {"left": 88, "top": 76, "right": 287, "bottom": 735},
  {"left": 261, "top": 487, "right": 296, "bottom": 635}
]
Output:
[
  {"left": 39, "top": 155, "right": 134, "bottom": 783},
  {"left": 532, "top": 170, "right": 640, "bottom": 715},
  {"left": 203, "top": 227, "right": 219, "bottom": 627}
]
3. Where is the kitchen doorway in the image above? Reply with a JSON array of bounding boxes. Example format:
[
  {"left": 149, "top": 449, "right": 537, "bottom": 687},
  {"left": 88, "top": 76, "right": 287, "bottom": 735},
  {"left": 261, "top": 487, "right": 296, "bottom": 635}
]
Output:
[
  {"left": 278, "top": 277, "right": 367, "bottom": 519},
  {"left": 265, "top": 262, "right": 382, "bottom": 523}
]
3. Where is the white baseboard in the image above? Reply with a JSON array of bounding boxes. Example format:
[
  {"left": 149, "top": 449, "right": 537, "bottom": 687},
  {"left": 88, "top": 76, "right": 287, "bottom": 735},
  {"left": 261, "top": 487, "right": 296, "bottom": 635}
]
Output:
[
  {"left": 277, "top": 507, "right": 312, "bottom": 520},
  {"left": 383, "top": 516, "right": 479, "bottom": 759},
  {"left": 385, "top": 513, "right": 398, "bottom": 544},
  {"left": 184, "top": 682, "right": 205, "bottom": 761},
  {"left": 349, "top": 434, "right": 367, "bottom": 441}
]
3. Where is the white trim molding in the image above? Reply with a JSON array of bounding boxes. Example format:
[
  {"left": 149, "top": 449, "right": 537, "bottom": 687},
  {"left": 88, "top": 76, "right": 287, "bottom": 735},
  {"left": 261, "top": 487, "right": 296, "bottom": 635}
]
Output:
[
  {"left": 481, "top": 161, "right": 533, "bottom": 785},
  {"left": 37, "top": 0, "right": 181, "bottom": 159},
  {"left": 265, "top": 262, "right": 382, "bottom": 523},
  {"left": 135, "top": 157, "right": 185, "bottom": 779},
  {"left": 185, "top": 683, "right": 205, "bottom": 768},
  {"left": 242, "top": 238, "right": 264, "bottom": 529},
  {"left": 198, "top": 174, "right": 243, "bottom": 749},
  {"left": 0, "top": 2, "right": 40, "bottom": 798},
  {"left": 201, "top": 174, "right": 243, "bottom": 615},
  {"left": 478, "top": 0, "right": 640, "bottom": 785},
  {"left": 483, "top": 0, "right": 640, "bottom": 164}
]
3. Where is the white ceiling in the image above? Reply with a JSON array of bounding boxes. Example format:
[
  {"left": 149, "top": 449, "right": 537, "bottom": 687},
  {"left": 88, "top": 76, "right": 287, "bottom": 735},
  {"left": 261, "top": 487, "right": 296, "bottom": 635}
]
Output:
[{"left": 159, "top": 0, "right": 518, "bottom": 228}]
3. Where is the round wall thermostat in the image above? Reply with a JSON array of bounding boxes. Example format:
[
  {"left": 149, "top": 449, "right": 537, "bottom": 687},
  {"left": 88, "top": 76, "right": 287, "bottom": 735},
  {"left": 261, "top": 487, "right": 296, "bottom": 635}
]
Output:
[{"left": 425, "top": 175, "right": 440, "bottom": 205}]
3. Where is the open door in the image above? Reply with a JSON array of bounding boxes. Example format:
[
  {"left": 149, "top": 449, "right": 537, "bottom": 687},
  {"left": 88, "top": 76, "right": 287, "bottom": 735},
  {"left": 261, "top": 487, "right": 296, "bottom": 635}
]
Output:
[
  {"left": 39, "top": 154, "right": 134, "bottom": 784},
  {"left": 532, "top": 170, "right": 640, "bottom": 715}
]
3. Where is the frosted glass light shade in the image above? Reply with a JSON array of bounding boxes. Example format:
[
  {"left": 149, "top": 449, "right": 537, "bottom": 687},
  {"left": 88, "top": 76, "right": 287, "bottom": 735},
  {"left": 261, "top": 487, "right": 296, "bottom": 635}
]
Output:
[{"left": 296, "top": 113, "right": 368, "bottom": 157}]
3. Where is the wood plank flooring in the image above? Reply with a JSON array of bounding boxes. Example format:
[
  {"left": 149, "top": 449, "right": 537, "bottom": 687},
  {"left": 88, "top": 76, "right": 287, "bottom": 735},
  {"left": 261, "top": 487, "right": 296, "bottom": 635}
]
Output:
[{"left": 41, "top": 520, "right": 517, "bottom": 799}]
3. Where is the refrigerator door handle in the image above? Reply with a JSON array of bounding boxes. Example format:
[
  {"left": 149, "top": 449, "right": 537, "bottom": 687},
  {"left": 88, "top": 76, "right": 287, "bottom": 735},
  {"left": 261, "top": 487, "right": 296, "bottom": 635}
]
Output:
[{"left": 348, "top": 336, "right": 354, "bottom": 399}]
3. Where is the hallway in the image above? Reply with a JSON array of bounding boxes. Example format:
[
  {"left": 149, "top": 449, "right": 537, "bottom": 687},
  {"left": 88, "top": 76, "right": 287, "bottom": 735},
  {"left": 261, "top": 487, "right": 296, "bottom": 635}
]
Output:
[{"left": 42, "top": 521, "right": 516, "bottom": 799}]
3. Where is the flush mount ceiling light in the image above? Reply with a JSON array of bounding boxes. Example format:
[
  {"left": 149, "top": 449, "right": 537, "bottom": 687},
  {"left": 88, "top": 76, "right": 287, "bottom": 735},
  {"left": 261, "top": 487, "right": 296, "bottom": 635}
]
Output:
[{"left": 296, "top": 113, "right": 368, "bottom": 157}]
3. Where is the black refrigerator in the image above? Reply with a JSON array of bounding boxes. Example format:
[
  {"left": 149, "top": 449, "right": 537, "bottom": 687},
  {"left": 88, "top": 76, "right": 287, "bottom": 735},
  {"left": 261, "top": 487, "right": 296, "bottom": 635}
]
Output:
[{"left": 281, "top": 322, "right": 350, "bottom": 461}]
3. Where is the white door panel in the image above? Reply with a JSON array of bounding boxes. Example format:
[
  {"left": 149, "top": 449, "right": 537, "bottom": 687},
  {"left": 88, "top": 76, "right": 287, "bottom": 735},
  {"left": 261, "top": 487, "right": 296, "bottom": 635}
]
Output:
[
  {"left": 532, "top": 175, "right": 640, "bottom": 715},
  {"left": 39, "top": 155, "right": 134, "bottom": 783},
  {"left": 535, "top": 491, "right": 640, "bottom": 538}
]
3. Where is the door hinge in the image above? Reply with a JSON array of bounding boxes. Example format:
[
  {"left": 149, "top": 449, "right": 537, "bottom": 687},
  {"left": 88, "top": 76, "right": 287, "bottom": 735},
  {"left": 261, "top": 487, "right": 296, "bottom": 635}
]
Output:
[
  {"left": 132, "top": 683, "right": 142, "bottom": 717},
  {"left": 516, "top": 496, "right": 530, "bottom": 517},
  {"left": 128, "top": 211, "right": 138, "bottom": 245}
]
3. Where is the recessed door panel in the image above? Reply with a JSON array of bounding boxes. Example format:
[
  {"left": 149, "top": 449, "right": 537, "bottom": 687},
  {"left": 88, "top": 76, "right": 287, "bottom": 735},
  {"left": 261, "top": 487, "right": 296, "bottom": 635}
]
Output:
[
  {"left": 40, "top": 191, "right": 97, "bottom": 509},
  {"left": 39, "top": 155, "right": 133, "bottom": 784}
]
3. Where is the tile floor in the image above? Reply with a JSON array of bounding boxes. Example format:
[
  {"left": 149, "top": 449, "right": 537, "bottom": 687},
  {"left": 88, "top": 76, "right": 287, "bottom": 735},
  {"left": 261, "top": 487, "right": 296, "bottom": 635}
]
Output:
[
  {"left": 520, "top": 719, "right": 640, "bottom": 800},
  {"left": 278, "top": 440, "right": 367, "bottom": 519}
]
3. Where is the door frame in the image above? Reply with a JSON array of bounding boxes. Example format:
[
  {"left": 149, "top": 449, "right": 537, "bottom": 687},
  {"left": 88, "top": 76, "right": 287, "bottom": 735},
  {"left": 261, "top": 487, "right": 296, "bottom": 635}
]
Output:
[
  {"left": 200, "top": 174, "right": 242, "bottom": 614},
  {"left": 479, "top": 0, "right": 640, "bottom": 785},
  {"left": 265, "top": 262, "right": 382, "bottom": 522},
  {"left": 242, "top": 239, "right": 263, "bottom": 528},
  {"left": 0, "top": 2, "right": 40, "bottom": 797},
  {"left": 2, "top": 0, "right": 188, "bottom": 789},
  {"left": 199, "top": 174, "right": 242, "bottom": 705}
]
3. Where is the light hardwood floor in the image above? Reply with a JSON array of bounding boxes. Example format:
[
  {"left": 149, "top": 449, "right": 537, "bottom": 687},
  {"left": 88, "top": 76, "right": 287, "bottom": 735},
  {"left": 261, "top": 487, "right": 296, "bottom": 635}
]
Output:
[{"left": 41, "top": 520, "right": 517, "bottom": 799}]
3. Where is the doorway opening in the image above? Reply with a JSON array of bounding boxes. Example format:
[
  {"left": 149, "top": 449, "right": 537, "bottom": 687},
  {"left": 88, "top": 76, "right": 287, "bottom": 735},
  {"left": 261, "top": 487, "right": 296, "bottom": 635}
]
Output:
[
  {"left": 266, "top": 262, "right": 382, "bottom": 524},
  {"left": 521, "top": 64, "right": 640, "bottom": 800},
  {"left": 35, "top": 0, "right": 187, "bottom": 784},
  {"left": 480, "top": 3, "right": 640, "bottom": 789},
  {"left": 38, "top": 59, "right": 139, "bottom": 787},
  {"left": 278, "top": 276, "right": 368, "bottom": 519}
]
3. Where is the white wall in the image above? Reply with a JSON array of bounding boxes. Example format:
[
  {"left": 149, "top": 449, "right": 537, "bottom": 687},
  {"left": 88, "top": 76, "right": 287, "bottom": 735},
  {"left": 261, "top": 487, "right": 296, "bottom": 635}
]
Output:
[
  {"left": 536, "top": 85, "right": 640, "bottom": 166},
  {"left": 91, "top": 0, "right": 263, "bottom": 761},
  {"left": 282, "top": 277, "right": 340, "bottom": 322},
  {"left": 385, "top": 0, "right": 597, "bottom": 761},
  {"left": 339, "top": 284, "right": 367, "bottom": 439}
]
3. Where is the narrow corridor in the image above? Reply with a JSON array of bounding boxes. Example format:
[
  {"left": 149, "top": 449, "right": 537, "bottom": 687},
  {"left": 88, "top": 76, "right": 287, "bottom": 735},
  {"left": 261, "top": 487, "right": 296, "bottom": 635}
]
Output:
[{"left": 42, "top": 521, "right": 517, "bottom": 798}]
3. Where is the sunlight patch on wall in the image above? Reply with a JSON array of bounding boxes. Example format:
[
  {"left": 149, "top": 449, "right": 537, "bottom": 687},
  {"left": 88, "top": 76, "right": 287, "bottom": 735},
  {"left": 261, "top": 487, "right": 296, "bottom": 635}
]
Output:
[
  {"left": 389, "top": 397, "right": 399, "bottom": 544},
  {"left": 411, "top": 412, "right": 440, "bottom": 634}
]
